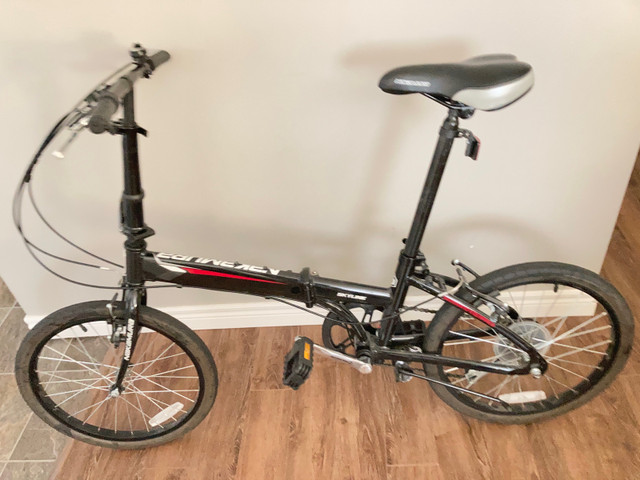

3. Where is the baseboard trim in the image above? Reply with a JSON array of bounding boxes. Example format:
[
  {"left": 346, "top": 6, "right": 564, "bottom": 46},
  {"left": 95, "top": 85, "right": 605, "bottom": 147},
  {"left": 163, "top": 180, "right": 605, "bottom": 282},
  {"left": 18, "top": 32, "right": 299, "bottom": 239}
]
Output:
[
  {"left": 22, "top": 290, "right": 596, "bottom": 331},
  {"left": 23, "top": 296, "right": 434, "bottom": 331}
]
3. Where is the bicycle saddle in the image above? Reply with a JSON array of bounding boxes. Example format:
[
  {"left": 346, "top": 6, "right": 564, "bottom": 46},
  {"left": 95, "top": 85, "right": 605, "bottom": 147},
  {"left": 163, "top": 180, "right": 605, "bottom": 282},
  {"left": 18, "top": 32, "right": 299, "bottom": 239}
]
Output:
[{"left": 379, "top": 54, "right": 533, "bottom": 111}]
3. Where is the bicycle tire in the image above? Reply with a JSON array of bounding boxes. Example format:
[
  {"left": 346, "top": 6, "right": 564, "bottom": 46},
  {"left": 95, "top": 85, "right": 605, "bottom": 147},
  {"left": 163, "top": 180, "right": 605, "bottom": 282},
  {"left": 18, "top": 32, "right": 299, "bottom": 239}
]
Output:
[
  {"left": 423, "top": 262, "right": 633, "bottom": 423},
  {"left": 15, "top": 301, "right": 218, "bottom": 449}
]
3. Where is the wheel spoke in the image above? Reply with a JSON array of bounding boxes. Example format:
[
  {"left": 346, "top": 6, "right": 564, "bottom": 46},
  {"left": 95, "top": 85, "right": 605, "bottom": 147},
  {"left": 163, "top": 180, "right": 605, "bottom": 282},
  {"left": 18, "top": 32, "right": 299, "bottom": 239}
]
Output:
[
  {"left": 119, "top": 394, "right": 153, "bottom": 431},
  {"left": 55, "top": 377, "right": 109, "bottom": 408},
  {"left": 68, "top": 329, "right": 103, "bottom": 366},
  {"left": 544, "top": 374, "right": 578, "bottom": 394},
  {"left": 125, "top": 384, "right": 189, "bottom": 415},
  {"left": 548, "top": 357, "right": 603, "bottom": 370},
  {"left": 87, "top": 322, "right": 113, "bottom": 349},
  {"left": 125, "top": 396, "right": 134, "bottom": 434},
  {"left": 125, "top": 384, "right": 181, "bottom": 423},
  {"left": 131, "top": 352, "right": 186, "bottom": 367},
  {"left": 541, "top": 312, "right": 607, "bottom": 347},
  {"left": 546, "top": 361, "right": 590, "bottom": 381},
  {"left": 39, "top": 347, "right": 117, "bottom": 384},
  {"left": 545, "top": 340, "right": 611, "bottom": 359},
  {"left": 37, "top": 371, "right": 112, "bottom": 387},
  {"left": 123, "top": 389, "right": 198, "bottom": 394},
  {"left": 47, "top": 386, "right": 111, "bottom": 397},
  {"left": 132, "top": 365, "right": 196, "bottom": 378},
  {"left": 128, "top": 371, "right": 196, "bottom": 403},
  {"left": 446, "top": 330, "right": 525, "bottom": 354},
  {"left": 71, "top": 396, "right": 109, "bottom": 419},
  {"left": 136, "top": 343, "right": 176, "bottom": 377}
]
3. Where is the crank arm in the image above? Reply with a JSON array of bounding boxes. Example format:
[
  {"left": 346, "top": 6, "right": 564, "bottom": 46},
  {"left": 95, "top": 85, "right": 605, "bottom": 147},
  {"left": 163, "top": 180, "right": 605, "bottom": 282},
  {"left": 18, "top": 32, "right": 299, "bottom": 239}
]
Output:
[{"left": 313, "top": 342, "right": 372, "bottom": 374}]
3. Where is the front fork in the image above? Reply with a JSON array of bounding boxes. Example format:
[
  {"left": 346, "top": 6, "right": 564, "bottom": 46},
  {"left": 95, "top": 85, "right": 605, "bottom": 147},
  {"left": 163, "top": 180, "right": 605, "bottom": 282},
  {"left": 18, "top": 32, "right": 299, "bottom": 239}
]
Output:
[{"left": 109, "top": 288, "right": 144, "bottom": 395}]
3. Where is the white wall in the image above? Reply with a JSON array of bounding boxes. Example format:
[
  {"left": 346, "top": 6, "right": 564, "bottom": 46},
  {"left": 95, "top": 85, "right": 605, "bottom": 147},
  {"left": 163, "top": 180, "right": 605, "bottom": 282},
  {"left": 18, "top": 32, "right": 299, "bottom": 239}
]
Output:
[{"left": 1, "top": 1, "right": 639, "bottom": 318}]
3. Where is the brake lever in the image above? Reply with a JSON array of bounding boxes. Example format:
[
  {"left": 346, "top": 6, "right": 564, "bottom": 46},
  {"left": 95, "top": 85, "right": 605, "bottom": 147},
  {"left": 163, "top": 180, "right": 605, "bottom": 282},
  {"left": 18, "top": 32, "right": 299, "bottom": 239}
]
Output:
[{"left": 51, "top": 112, "right": 90, "bottom": 159}]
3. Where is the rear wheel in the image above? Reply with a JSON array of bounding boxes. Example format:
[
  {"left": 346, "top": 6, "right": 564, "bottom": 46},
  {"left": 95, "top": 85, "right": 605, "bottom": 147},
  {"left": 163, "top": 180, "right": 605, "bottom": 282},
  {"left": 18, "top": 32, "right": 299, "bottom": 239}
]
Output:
[
  {"left": 15, "top": 301, "right": 218, "bottom": 449},
  {"left": 424, "top": 262, "right": 633, "bottom": 423}
]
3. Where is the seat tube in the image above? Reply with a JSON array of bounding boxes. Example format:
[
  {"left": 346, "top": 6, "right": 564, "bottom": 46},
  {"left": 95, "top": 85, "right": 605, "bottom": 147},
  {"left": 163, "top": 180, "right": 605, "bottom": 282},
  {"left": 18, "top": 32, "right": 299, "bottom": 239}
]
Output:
[{"left": 380, "top": 110, "right": 459, "bottom": 345}]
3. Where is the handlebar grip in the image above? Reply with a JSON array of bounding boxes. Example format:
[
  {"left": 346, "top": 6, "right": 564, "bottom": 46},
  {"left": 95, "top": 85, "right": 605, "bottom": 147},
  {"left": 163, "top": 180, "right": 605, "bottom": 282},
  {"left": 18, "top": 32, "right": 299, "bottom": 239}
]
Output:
[
  {"left": 87, "top": 48, "right": 170, "bottom": 134},
  {"left": 88, "top": 93, "right": 119, "bottom": 134},
  {"left": 149, "top": 50, "right": 170, "bottom": 71}
]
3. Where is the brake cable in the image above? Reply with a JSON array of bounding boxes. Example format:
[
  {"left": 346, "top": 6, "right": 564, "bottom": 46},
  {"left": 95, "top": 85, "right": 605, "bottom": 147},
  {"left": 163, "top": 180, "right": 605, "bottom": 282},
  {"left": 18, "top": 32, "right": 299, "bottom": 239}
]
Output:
[{"left": 13, "top": 64, "right": 178, "bottom": 290}]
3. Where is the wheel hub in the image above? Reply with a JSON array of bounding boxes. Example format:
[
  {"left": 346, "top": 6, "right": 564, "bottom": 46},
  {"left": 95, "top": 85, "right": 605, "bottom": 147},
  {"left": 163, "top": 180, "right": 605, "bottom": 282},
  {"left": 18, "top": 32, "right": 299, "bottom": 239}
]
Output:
[{"left": 493, "top": 320, "right": 551, "bottom": 363}]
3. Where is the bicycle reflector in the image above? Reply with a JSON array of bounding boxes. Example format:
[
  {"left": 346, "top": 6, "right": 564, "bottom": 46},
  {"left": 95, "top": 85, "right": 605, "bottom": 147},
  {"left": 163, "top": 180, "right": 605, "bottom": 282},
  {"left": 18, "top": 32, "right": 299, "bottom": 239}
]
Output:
[{"left": 283, "top": 336, "right": 314, "bottom": 390}]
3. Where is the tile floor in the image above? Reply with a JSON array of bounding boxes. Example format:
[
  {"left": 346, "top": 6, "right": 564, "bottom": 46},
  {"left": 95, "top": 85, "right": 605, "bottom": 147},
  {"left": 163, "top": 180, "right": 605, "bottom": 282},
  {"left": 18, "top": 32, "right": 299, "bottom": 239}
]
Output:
[{"left": 0, "top": 280, "right": 67, "bottom": 480}]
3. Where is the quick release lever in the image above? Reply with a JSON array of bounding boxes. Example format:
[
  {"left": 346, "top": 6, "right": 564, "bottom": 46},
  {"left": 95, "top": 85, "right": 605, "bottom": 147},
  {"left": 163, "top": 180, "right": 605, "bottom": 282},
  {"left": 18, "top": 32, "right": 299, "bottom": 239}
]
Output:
[{"left": 457, "top": 128, "right": 480, "bottom": 160}]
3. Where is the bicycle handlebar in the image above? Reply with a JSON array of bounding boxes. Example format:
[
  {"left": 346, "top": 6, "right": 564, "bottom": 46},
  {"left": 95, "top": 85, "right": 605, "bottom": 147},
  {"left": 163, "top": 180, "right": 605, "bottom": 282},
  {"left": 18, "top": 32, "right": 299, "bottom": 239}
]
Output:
[
  {"left": 148, "top": 50, "right": 170, "bottom": 70},
  {"left": 88, "top": 49, "right": 170, "bottom": 134}
]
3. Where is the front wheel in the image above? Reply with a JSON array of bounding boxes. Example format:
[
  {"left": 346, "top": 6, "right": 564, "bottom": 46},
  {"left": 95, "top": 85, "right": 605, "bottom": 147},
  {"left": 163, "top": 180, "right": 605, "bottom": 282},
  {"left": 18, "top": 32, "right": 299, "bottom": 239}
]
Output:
[
  {"left": 15, "top": 301, "right": 218, "bottom": 449},
  {"left": 424, "top": 262, "right": 633, "bottom": 423}
]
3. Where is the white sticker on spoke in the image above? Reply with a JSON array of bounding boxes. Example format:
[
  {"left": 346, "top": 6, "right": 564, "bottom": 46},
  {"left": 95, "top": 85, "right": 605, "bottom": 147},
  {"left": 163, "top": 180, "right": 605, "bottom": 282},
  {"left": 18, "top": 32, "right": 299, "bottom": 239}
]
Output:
[
  {"left": 148, "top": 402, "right": 184, "bottom": 427},
  {"left": 498, "top": 390, "right": 547, "bottom": 403}
]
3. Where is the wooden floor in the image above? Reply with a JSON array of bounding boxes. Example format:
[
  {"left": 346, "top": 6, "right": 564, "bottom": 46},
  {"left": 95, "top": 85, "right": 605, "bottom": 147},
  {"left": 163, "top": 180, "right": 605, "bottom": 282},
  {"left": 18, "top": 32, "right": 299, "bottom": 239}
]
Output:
[{"left": 52, "top": 159, "right": 640, "bottom": 480}]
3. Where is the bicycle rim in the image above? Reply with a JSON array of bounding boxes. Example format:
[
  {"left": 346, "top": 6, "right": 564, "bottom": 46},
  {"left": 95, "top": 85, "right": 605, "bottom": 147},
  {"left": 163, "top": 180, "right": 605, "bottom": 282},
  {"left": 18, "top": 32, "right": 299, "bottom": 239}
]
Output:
[{"left": 29, "top": 317, "right": 206, "bottom": 442}]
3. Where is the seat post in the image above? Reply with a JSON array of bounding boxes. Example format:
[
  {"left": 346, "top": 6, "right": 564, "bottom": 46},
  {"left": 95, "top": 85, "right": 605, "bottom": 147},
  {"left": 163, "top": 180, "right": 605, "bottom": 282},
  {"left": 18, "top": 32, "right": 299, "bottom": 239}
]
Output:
[
  {"left": 380, "top": 109, "right": 460, "bottom": 345},
  {"left": 403, "top": 109, "right": 459, "bottom": 257}
]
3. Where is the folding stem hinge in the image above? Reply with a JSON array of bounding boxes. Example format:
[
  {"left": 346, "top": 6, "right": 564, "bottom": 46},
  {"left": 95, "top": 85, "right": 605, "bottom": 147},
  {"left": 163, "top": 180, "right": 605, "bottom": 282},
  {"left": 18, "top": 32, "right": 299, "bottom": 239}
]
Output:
[
  {"left": 108, "top": 120, "right": 148, "bottom": 136},
  {"left": 123, "top": 226, "right": 156, "bottom": 249}
]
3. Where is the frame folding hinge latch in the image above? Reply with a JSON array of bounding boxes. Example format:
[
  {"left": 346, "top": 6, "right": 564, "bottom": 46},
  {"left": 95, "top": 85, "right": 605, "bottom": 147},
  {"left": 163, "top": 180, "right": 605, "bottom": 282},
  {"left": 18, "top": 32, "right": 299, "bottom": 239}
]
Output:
[
  {"left": 300, "top": 267, "right": 316, "bottom": 308},
  {"left": 457, "top": 129, "right": 480, "bottom": 160}
]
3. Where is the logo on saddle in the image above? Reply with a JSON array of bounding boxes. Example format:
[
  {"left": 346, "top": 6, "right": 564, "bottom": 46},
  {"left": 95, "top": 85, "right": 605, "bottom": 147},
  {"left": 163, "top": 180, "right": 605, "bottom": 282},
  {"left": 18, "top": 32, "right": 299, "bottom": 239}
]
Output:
[{"left": 393, "top": 78, "right": 431, "bottom": 88}]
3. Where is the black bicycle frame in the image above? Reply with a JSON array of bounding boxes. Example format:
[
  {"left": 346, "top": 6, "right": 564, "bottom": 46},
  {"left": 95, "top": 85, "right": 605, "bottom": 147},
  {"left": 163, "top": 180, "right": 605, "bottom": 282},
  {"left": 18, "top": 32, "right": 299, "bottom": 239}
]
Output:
[{"left": 115, "top": 92, "right": 545, "bottom": 381}]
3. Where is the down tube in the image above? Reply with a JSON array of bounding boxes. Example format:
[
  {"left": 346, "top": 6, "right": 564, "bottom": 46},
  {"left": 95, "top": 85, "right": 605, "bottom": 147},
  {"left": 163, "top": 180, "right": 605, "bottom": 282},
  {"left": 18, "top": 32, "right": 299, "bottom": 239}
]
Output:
[{"left": 141, "top": 251, "right": 392, "bottom": 307}]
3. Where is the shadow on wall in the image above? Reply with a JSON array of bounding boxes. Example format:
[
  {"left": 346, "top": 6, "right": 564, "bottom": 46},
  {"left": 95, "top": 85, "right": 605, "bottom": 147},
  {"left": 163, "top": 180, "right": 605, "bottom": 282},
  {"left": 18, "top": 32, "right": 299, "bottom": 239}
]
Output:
[
  {"left": 333, "top": 40, "right": 472, "bottom": 275},
  {"left": 423, "top": 216, "right": 564, "bottom": 270},
  {"left": 147, "top": 40, "right": 563, "bottom": 282},
  {"left": 11, "top": 37, "right": 563, "bottom": 309},
  {"left": 340, "top": 39, "right": 475, "bottom": 70},
  {"left": 151, "top": 206, "right": 563, "bottom": 285}
]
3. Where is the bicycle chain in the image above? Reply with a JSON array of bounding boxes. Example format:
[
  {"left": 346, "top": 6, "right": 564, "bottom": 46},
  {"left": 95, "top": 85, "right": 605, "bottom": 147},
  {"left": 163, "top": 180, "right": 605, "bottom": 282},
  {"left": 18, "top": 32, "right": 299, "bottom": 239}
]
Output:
[{"left": 402, "top": 306, "right": 439, "bottom": 315}]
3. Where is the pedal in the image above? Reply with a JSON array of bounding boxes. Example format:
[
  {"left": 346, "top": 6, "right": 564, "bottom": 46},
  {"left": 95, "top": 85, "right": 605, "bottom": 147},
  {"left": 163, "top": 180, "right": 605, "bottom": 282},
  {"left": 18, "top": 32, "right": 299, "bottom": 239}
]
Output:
[{"left": 283, "top": 336, "right": 314, "bottom": 390}]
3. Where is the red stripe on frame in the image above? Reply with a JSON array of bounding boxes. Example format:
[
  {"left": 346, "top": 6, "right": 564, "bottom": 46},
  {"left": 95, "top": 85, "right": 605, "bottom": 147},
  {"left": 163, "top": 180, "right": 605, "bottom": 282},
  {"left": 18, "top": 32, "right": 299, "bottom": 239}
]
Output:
[
  {"left": 442, "top": 295, "right": 496, "bottom": 327},
  {"left": 181, "top": 267, "right": 285, "bottom": 285}
]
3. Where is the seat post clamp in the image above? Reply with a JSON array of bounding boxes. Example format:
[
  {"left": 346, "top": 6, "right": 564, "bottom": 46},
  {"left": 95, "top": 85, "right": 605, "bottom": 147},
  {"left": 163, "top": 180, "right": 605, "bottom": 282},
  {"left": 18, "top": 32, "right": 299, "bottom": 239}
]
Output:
[{"left": 457, "top": 129, "right": 481, "bottom": 160}]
